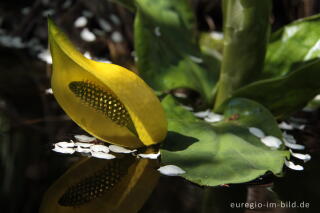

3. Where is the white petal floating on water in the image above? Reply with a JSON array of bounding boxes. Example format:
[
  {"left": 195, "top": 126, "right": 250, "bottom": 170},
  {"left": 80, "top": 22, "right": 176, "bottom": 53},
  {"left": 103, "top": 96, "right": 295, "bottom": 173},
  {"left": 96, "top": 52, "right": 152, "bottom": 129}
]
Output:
[
  {"left": 42, "top": 9, "right": 55, "bottom": 17},
  {"left": 74, "top": 16, "right": 88, "bottom": 28},
  {"left": 74, "top": 135, "right": 96, "bottom": 143},
  {"left": 82, "top": 10, "right": 93, "bottom": 18},
  {"left": 52, "top": 145, "right": 75, "bottom": 154},
  {"left": 285, "top": 159, "right": 304, "bottom": 171},
  {"left": 173, "top": 92, "right": 187, "bottom": 99},
  {"left": 38, "top": 49, "right": 52, "bottom": 64},
  {"left": 248, "top": 127, "right": 265, "bottom": 138},
  {"left": 260, "top": 136, "right": 282, "bottom": 149},
  {"left": 314, "top": 94, "right": 320, "bottom": 101},
  {"left": 62, "top": 0, "right": 72, "bottom": 9},
  {"left": 194, "top": 109, "right": 210, "bottom": 118},
  {"left": 80, "top": 28, "right": 96, "bottom": 42},
  {"left": 282, "top": 132, "right": 296, "bottom": 143},
  {"left": 180, "top": 105, "right": 193, "bottom": 111},
  {"left": 290, "top": 150, "right": 311, "bottom": 162},
  {"left": 83, "top": 51, "right": 92, "bottom": 59},
  {"left": 55, "top": 141, "right": 75, "bottom": 148},
  {"left": 111, "top": 31, "right": 123, "bottom": 43},
  {"left": 90, "top": 144, "right": 109, "bottom": 153},
  {"left": 138, "top": 151, "right": 160, "bottom": 159},
  {"left": 283, "top": 139, "right": 305, "bottom": 150},
  {"left": 98, "top": 19, "right": 112, "bottom": 32},
  {"left": 75, "top": 142, "right": 92, "bottom": 148},
  {"left": 75, "top": 146, "right": 91, "bottom": 153},
  {"left": 110, "top": 14, "right": 121, "bottom": 25},
  {"left": 45, "top": 88, "right": 53, "bottom": 95},
  {"left": 189, "top": 55, "right": 203, "bottom": 64},
  {"left": 109, "top": 145, "right": 136, "bottom": 153},
  {"left": 278, "top": 121, "right": 294, "bottom": 130},
  {"left": 210, "top": 31, "right": 223, "bottom": 40},
  {"left": 91, "top": 152, "right": 115, "bottom": 160},
  {"left": 158, "top": 165, "right": 186, "bottom": 176},
  {"left": 154, "top": 26, "right": 161, "bottom": 37},
  {"left": 204, "top": 112, "right": 223, "bottom": 123},
  {"left": 21, "top": 7, "right": 30, "bottom": 15}
]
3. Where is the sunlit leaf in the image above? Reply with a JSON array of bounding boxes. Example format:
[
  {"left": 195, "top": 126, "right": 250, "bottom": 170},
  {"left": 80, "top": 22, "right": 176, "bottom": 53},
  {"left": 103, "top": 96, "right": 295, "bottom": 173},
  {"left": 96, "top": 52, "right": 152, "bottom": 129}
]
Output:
[
  {"left": 231, "top": 59, "right": 320, "bottom": 118},
  {"left": 264, "top": 14, "right": 320, "bottom": 78},
  {"left": 160, "top": 96, "right": 288, "bottom": 186},
  {"left": 134, "top": 0, "right": 219, "bottom": 105}
]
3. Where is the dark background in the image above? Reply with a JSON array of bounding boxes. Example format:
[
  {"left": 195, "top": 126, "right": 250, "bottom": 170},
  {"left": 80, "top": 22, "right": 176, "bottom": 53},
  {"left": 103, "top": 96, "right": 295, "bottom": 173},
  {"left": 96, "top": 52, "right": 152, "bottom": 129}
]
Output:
[{"left": 0, "top": 0, "right": 320, "bottom": 212}]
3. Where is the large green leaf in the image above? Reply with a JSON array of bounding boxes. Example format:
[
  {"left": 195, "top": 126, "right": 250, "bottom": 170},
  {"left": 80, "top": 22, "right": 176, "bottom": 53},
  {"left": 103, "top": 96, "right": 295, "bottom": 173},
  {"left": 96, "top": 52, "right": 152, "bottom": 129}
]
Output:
[
  {"left": 264, "top": 14, "right": 320, "bottom": 78},
  {"left": 160, "top": 96, "right": 288, "bottom": 186},
  {"left": 231, "top": 59, "right": 320, "bottom": 118},
  {"left": 134, "top": 0, "right": 219, "bottom": 104}
]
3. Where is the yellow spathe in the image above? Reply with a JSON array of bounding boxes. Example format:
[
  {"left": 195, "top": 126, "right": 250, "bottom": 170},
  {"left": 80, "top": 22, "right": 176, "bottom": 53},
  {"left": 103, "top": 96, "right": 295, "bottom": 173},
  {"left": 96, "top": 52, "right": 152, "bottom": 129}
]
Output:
[{"left": 48, "top": 19, "right": 167, "bottom": 148}]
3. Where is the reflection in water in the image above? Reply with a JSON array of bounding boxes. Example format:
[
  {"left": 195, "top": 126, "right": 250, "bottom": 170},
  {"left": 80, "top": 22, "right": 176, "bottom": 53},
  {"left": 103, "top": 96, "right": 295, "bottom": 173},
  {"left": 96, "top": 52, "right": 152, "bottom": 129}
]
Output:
[{"left": 40, "top": 155, "right": 159, "bottom": 213}]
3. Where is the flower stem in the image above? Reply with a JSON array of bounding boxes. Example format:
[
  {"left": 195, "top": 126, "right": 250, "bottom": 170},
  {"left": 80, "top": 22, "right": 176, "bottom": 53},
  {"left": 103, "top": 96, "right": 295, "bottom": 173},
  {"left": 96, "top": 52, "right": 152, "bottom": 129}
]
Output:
[{"left": 214, "top": 0, "right": 272, "bottom": 110}]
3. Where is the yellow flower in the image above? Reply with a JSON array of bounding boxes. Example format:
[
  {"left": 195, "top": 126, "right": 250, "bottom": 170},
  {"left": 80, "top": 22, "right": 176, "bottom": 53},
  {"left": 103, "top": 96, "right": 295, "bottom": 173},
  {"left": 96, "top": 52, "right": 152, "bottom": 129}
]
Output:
[{"left": 48, "top": 19, "right": 167, "bottom": 148}]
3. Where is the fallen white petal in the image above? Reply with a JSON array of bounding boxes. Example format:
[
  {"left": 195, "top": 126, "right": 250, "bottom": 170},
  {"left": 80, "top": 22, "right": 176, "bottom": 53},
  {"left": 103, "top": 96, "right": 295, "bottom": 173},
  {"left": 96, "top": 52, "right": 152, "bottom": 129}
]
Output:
[
  {"left": 37, "top": 49, "right": 52, "bottom": 64},
  {"left": 204, "top": 112, "right": 223, "bottom": 123},
  {"left": 74, "top": 16, "right": 88, "bottom": 28},
  {"left": 194, "top": 109, "right": 210, "bottom": 118},
  {"left": 82, "top": 10, "right": 93, "bottom": 18},
  {"left": 173, "top": 92, "right": 187, "bottom": 98},
  {"left": 55, "top": 141, "right": 75, "bottom": 148},
  {"left": 91, "top": 152, "right": 115, "bottom": 159},
  {"left": 98, "top": 19, "right": 112, "bottom": 32},
  {"left": 158, "top": 165, "right": 186, "bottom": 176},
  {"left": 83, "top": 51, "right": 92, "bottom": 59},
  {"left": 180, "top": 105, "right": 193, "bottom": 111},
  {"left": 189, "top": 55, "right": 203, "bottom": 64},
  {"left": 80, "top": 28, "right": 96, "bottom": 42},
  {"left": 154, "top": 26, "right": 161, "bottom": 37},
  {"left": 285, "top": 159, "right": 304, "bottom": 171},
  {"left": 138, "top": 152, "right": 160, "bottom": 159},
  {"left": 109, "top": 145, "right": 136, "bottom": 153},
  {"left": 90, "top": 144, "right": 109, "bottom": 153},
  {"left": 283, "top": 139, "right": 305, "bottom": 150},
  {"left": 42, "top": 9, "right": 55, "bottom": 17},
  {"left": 291, "top": 123, "right": 306, "bottom": 130},
  {"left": 278, "top": 121, "right": 294, "bottom": 130},
  {"left": 52, "top": 146, "right": 75, "bottom": 154},
  {"left": 62, "top": 0, "right": 72, "bottom": 9},
  {"left": 110, "top": 14, "right": 121, "bottom": 25},
  {"left": 75, "top": 146, "right": 91, "bottom": 153},
  {"left": 290, "top": 150, "right": 311, "bottom": 162},
  {"left": 260, "top": 136, "right": 282, "bottom": 149},
  {"left": 282, "top": 132, "right": 296, "bottom": 143},
  {"left": 45, "top": 88, "right": 53, "bottom": 95},
  {"left": 210, "top": 31, "right": 223, "bottom": 40},
  {"left": 74, "top": 135, "right": 96, "bottom": 143},
  {"left": 314, "top": 94, "right": 320, "bottom": 101},
  {"left": 111, "top": 31, "right": 123, "bottom": 43},
  {"left": 248, "top": 127, "right": 265, "bottom": 138},
  {"left": 75, "top": 142, "right": 92, "bottom": 148},
  {"left": 96, "top": 58, "right": 112, "bottom": 64}
]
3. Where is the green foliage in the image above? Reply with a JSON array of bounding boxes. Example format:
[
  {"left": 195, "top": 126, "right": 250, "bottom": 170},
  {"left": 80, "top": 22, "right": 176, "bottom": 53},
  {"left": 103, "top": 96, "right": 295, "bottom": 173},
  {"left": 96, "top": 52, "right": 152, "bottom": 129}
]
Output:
[
  {"left": 232, "top": 59, "right": 320, "bottom": 118},
  {"left": 134, "top": 0, "right": 219, "bottom": 104},
  {"left": 214, "top": 0, "right": 272, "bottom": 109},
  {"left": 264, "top": 14, "right": 320, "bottom": 78},
  {"left": 160, "top": 96, "right": 288, "bottom": 186}
]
